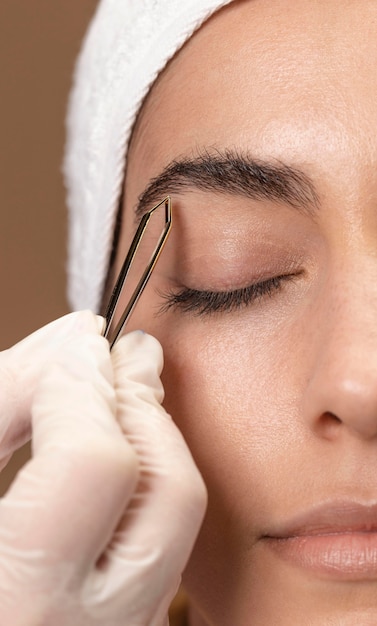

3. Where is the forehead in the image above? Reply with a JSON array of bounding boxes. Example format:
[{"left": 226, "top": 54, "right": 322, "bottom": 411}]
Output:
[
  {"left": 128, "top": 0, "right": 377, "bottom": 182},
  {"left": 124, "top": 3, "right": 377, "bottom": 267}
]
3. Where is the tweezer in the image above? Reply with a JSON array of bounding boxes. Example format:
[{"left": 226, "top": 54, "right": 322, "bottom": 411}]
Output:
[{"left": 103, "top": 196, "right": 172, "bottom": 350}]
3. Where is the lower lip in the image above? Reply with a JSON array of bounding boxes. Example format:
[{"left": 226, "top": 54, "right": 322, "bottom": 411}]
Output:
[{"left": 265, "top": 532, "right": 377, "bottom": 579}]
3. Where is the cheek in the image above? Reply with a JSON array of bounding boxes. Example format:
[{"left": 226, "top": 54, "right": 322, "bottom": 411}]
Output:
[
  {"left": 123, "top": 265, "right": 320, "bottom": 539},
  {"left": 130, "top": 296, "right": 306, "bottom": 517}
]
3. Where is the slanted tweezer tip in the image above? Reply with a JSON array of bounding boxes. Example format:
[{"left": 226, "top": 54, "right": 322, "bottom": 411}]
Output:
[{"left": 102, "top": 196, "right": 173, "bottom": 349}]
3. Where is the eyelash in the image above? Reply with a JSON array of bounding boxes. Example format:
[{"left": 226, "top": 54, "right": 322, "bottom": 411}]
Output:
[{"left": 159, "top": 273, "right": 301, "bottom": 316}]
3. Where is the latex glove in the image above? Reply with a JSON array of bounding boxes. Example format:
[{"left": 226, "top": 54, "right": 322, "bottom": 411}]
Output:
[
  {"left": 0, "top": 311, "right": 104, "bottom": 470},
  {"left": 0, "top": 312, "right": 207, "bottom": 626}
]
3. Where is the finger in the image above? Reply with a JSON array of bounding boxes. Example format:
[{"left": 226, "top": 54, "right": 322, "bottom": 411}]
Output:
[
  {"left": 86, "top": 331, "right": 207, "bottom": 616},
  {"left": 0, "top": 333, "right": 139, "bottom": 585},
  {"left": 0, "top": 310, "right": 104, "bottom": 460},
  {"left": 114, "top": 331, "right": 207, "bottom": 537}
]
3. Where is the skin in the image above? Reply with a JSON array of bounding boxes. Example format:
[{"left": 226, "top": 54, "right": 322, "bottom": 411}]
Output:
[{"left": 113, "top": 0, "right": 377, "bottom": 623}]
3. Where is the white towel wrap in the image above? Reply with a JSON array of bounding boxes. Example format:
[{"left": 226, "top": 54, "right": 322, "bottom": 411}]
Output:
[{"left": 64, "top": 0, "right": 234, "bottom": 312}]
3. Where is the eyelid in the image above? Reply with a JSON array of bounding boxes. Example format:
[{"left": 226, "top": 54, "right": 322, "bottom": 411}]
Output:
[
  {"left": 169, "top": 248, "right": 308, "bottom": 293},
  {"left": 159, "top": 271, "right": 303, "bottom": 316}
]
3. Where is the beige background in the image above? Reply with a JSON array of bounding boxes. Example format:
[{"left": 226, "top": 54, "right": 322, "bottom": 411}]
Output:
[{"left": 0, "top": 0, "right": 98, "bottom": 492}]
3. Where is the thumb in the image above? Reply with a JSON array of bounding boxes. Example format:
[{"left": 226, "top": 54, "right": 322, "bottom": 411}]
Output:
[{"left": 0, "top": 311, "right": 104, "bottom": 461}]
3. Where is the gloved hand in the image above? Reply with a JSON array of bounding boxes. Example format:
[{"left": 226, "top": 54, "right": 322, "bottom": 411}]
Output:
[{"left": 0, "top": 311, "right": 207, "bottom": 625}]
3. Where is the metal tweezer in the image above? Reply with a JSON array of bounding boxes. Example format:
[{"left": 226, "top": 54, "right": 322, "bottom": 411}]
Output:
[{"left": 103, "top": 196, "right": 172, "bottom": 349}]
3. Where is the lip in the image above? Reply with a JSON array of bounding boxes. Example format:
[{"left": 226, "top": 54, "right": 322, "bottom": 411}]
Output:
[{"left": 264, "top": 501, "right": 377, "bottom": 580}]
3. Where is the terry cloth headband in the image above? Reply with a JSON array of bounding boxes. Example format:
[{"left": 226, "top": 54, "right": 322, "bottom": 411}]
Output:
[{"left": 64, "top": 0, "right": 235, "bottom": 313}]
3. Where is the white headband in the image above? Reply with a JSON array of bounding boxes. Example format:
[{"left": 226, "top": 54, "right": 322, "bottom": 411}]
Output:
[{"left": 64, "top": 0, "right": 234, "bottom": 313}]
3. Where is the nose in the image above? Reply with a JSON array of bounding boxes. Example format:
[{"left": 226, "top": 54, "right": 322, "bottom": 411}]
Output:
[{"left": 303, "top": 270, "right": 377, "bottom": 441}]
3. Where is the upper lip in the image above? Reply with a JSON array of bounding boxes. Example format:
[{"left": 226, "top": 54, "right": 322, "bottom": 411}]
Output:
[{"left": 266, "top": 501, "right": 377, "bottom": 538}]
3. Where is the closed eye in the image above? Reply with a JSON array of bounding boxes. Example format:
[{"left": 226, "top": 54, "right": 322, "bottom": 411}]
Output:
[{"left": 159, "top": 272, "right": 302, "bottom": 316}]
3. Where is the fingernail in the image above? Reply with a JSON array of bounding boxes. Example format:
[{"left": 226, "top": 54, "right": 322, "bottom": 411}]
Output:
[
  {"left": 73, "top": 310, "right": 105, "bottom": 335},
  {"left": 95, "top": 315, "right": 106, "bottom": 335}
]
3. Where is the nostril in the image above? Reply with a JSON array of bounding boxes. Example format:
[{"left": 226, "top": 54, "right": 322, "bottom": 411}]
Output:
[
  {"left": 315, "top": 411, "right": 342, "bottom": 440},
  {"left": 326, "top": 411, "right": 342, "bottom": 423}
]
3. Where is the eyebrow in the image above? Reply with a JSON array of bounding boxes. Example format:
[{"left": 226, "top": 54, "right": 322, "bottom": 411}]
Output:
[{"left": 135, "top": 148, "right": 320, "bottom": 220}]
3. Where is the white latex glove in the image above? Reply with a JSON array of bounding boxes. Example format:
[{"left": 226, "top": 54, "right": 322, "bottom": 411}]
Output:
[{"left": 0, "top": 311, "right": 207, "bottom": 626}]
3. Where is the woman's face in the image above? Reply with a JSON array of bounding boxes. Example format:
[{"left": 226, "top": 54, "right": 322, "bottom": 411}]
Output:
[{"left": 114, "top": 0, "right": 377, "bottom": 623}]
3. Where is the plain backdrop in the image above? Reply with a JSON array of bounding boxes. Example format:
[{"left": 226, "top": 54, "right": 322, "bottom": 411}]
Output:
[{"left": 0, "top": 0, "right": 99, "bottom": 492}]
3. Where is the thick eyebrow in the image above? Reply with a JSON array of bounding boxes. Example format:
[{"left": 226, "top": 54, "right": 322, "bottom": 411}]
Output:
[{"left": 135, "top": 148, "right": 320, "bottom": 220}]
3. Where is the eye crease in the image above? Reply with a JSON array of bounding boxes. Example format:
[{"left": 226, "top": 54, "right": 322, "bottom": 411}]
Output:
[{"left": 159, "top": 272, "right": 302, "bottom": 316}]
